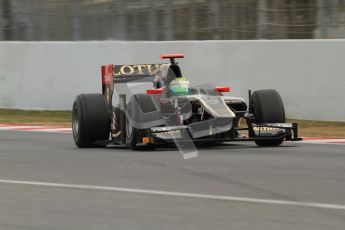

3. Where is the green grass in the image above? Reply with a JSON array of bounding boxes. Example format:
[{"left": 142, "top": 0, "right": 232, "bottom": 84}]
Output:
[
  {"left": 1, "top": 109, "right": 345, "bottom": 137},
  {"left": 0, "top": 109, "right": 71, "bottom": 126},
  {"left": 287, "top": 119, "right": 345, "bottom": 138}
]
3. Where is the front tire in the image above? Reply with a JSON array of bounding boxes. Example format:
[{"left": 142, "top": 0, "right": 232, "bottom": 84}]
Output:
[
  {"left": 72, "top": 94, "right": 110, "bottom": 148},
  {"left": 126, "top": 94, "right": 157, "bottom": 150},
  {"left": 125, "top": 103, "right": 139, "bottom": 150},
  {"left": 250, "top": 89, "right": 285, "bottom": 146}
]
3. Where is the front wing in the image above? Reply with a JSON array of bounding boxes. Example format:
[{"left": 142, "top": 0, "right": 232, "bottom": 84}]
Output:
[{"left": 148, "top": 122, "right": 302, "bottom": 144}]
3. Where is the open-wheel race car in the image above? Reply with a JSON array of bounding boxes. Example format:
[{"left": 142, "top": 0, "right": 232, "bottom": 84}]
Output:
[{"left": 72, "top": 54, "right": 302, "bottom": 153}]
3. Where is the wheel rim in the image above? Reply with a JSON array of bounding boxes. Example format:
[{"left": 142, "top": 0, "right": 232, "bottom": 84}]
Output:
[
  {"left": 126, "top": 108, "right": 133, "bottom": 138},
  {"left": 249, "top": 104, "right": 258, "bottom": 122},
  {"left": 72, "top": 107, "right": 79, "bottom": 137}
]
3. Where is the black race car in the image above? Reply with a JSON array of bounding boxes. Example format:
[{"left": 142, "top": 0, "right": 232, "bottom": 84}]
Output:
[{"left": 72, "top": 54, "right": 301, "bottom": 154}]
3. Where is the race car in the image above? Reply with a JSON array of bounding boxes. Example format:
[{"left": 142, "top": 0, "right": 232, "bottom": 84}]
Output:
[{"left": 72, "top": 54, "right": 302, "bottom": 151}]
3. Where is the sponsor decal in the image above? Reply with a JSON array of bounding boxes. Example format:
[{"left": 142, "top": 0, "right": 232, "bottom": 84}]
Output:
[
  {"left": 156, "top": 130, "right": 182, "bottom": 139},
  {"left": 224, "top": 99, "right": 243, "bottom": 104},
  {"left": 253, "top": 126, "right": 281, "bottom": 132},
  {"left": 113, "top": 64, "right": 161, "bottom": 76},
  {"left": 252, "top": 125, "right": 285, "bottom": 137},
  {"left": 111, "top": 131, "right": 121, "bottom": 138}
]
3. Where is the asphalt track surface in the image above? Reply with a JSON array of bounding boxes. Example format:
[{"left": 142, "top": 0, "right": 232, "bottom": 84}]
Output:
[{"left": 1, "top": 130, "right": 345, "bottom": 230}]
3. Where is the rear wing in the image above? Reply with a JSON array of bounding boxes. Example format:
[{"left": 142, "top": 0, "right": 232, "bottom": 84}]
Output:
[
  {"left": 101, "top": 54, "right": 185, "bottom": 105},
  {"left": 102, "top": 64, "right": 162, "bottom": 84},
  {"left": 101, "top": 64, "right": 163, "bottom": 107},
  {"left": 101, "top": 54, "right": 184, "bottom": 85}
]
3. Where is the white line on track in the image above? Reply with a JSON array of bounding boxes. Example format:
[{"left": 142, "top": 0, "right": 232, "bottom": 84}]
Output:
[
  {"left": 0, "top": 126, "right": 45, "bottom": 130},
  {"left": 302, "top": 139, "right": 345, "bottom": 144},
  {"left": 33, "top": 128, "right": 72, "bottom": 132},
  {"left": 1, "top": 179, "right": 345, "bottom": 211},
  {"left": 0, "top": 127, "right": 72, "bottom": 133}
]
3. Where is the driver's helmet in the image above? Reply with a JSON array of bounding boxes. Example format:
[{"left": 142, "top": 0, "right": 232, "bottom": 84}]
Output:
[{"left": 169, "top": 77, "right": 190, "bottom": 96}]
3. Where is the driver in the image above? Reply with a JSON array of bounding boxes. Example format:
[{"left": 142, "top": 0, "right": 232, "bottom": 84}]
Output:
[{"left": 169, "top": 77, "right": 190, "bottom": 96}]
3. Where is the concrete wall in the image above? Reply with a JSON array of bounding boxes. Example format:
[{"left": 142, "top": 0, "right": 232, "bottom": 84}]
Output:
[{"left": 0, "top": 40, "right": 344, "bottom": 121}]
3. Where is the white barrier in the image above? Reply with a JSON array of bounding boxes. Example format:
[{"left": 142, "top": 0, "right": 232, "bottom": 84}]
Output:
[{"left": 0, "top": 40, "right": 344, "bottom": 121}]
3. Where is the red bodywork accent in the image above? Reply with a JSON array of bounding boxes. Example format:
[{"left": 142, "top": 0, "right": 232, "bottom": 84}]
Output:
[
  {"left": 215, "top": 86, "right": 230, "bottom": 93},
  {"left": 147, "top": 88, "right": 164, "bottom": 94},
  {"left": 101, "top": 65, "right": 113, "bottom": 85},
  {"left": 160, "top": 54, "right": 185, "bottom": 59}
]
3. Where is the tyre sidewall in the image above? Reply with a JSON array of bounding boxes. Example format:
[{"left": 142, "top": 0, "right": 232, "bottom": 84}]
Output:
[
  {"left": 250, "top": 89, "right": 285, "bottom": 146},
  {"left": 72, "top": 94, "right": 110, "bottom": 147}
]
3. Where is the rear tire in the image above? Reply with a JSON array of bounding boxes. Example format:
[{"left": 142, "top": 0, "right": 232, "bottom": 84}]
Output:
[
  {"left": 72, "top": 94, "right": 110, "bottom": 148},
  {"left": 250, "top": 89, "right": 285, "bottom": 147}
]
